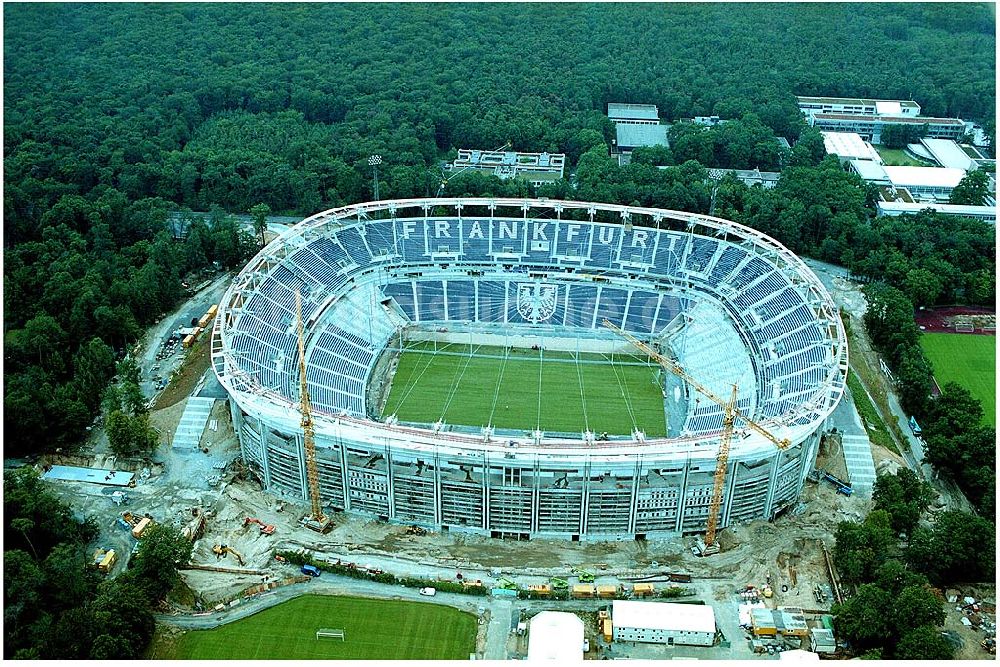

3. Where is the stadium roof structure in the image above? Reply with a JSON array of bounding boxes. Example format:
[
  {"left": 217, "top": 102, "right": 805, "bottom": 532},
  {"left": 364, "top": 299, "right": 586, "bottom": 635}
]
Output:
[
  {"left": 213, "top": 197, "right": 847, "bottom": 456},
  {"left": 883, "top": 166, "right": 966, "bottom": 189},
  {"left": 608, "top": 102, "right": 659, "bottom": 122},
  {"left": 612, "top": 600, "right": 716, "bottom": 634},
  {"left": 527, "top": 612, "right": 584, "bottom": 661},
  {"left": 821, "top": 132, "right": 882, "bottom": 162},
  {"left": 616, "top": 123, "right": 669, "bottom": 150},
  {"left": 920, "top": 138, "right": 976, "bottom": 172}
]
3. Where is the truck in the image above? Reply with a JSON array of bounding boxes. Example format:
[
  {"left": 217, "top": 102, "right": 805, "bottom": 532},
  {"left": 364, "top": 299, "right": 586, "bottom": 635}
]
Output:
[{"left": 301, "top": 564, "right": 321, "bottom": 577}]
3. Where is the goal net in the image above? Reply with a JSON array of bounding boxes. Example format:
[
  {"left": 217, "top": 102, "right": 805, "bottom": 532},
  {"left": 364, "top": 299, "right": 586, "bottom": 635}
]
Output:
[{"left": 316, "top": 628, "right": 345, "bottom": 641}]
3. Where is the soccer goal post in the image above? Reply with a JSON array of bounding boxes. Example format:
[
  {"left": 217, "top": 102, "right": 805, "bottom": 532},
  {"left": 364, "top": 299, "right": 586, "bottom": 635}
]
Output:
[
  {"left": 955, "top": 322, "right": 975, "bottom": 333},
  {"left": 316, "top": 628, "right": 345, "bottom": 641}
]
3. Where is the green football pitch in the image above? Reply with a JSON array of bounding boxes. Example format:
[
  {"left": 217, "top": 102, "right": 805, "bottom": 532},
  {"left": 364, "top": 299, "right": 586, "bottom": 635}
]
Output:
[
  {"left": 159, "top": 594, "right": 478, "bottom": 660},
  {"left": 381, "top": 342, "right": 668, "bottom": 436},
  {"left": 920, "top": 333, "right": 995, "bottom": 426}
]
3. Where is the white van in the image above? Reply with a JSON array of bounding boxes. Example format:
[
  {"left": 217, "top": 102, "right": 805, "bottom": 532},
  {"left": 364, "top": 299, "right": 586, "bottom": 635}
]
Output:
[{"left": 419, "top": 587, "right": 436, "bottom": 596}]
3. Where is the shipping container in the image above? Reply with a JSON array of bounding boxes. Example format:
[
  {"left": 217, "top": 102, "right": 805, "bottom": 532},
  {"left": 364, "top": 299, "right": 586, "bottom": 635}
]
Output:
[
  {"left": 571, "top": 584, "right": 597, "bottom": 598},
  {"left": 206, "top": 304, "right": 218, "bottom": 318},
  {"left": 132, "top": 517, "right": 152, "bottom": 538},
  {"left": 182, "top": 334, "right": 195, "bottom": 348},
  {"left": 198, "top": 314, "right": 210, "bottom": 328}
]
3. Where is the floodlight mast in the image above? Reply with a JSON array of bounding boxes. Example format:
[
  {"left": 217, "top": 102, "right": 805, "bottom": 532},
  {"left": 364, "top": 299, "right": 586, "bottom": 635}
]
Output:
[{"left": 297, "top": 289, "right": 331, "bottom": 533}]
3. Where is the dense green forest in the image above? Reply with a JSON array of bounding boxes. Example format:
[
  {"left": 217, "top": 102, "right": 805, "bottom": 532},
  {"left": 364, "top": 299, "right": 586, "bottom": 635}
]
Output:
[
  {"left": 4, "top": 2, "right": 995, "bottom": 456},
  {"left": 3, "top": 4, "right": 996, "bottom": 660}
]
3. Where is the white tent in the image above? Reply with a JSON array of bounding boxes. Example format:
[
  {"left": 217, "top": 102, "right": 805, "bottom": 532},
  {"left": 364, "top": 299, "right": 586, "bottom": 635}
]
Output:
[{"left": 527, "top": 611, "right": 585, "bottom": 661}]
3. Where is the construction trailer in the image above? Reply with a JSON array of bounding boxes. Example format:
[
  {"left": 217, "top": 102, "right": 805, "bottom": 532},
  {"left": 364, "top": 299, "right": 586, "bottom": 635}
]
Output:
[
  {"left": 528, "top": 584, "right": 552, "bottom": 596},
  {"left": 131, "top": 517, "right": 153, "bottom": 539},
  {"left": 612, "top": 600, "right": 717, "bottom": 647},
  {"left": 631, "top": 583, "right": 656, "bottom": 597},
  {"left": 810, "top": 628, "right": 836, "bottom": 654},
  {"left": 597, "top": 584, "right": 619, "bottom": 599},
  {"left": 572, "top": 584, "right": 597, "bottom": 598}
]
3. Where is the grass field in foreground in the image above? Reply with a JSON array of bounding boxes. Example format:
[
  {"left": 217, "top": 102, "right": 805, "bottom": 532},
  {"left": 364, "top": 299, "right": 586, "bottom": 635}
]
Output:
[
  {"left": 920, "top": 333, "right": 995, "bottom": 426},
  {"left": 382, "top": 343, "right": 667, "bottom": 436},
  {"left": 161, "top": 595, "right": 477, "bottom": 660}
]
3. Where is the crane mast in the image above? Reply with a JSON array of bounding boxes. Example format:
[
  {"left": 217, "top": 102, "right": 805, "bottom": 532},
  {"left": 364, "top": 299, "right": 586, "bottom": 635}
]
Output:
[
  {"left": 297, "top": 289, "right": 331, "bottom": 533},
  {"left": 602, "top": 319, "right": 791, "bottom": 555},
  {"left": 701, "top": 384, "right": 738, "bottom": 555}
]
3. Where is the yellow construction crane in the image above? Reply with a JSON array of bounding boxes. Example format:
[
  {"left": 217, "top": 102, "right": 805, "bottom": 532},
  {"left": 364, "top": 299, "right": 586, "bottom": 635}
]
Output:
[
  {"left": 297, "top": 289, "right": 331, "bottom": 533},
  {"left": 602, "top": 320, "right": 790, "bottom": 555}
]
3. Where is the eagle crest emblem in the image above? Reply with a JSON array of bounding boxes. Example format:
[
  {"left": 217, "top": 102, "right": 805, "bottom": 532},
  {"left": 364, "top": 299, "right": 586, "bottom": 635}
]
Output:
[{"left": 516, "top": 283, "right": 558, "bottom": 323}]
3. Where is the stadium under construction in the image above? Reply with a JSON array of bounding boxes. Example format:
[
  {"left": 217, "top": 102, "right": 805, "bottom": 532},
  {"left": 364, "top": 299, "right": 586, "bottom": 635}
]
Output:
[{"left": 211, "top": 198, "right": 848, "bottom": 540}]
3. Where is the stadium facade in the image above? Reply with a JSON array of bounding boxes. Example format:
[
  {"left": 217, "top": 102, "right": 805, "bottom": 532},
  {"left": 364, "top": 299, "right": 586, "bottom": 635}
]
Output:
[{"left": 212, "top": 198, "right": 848, "bottom": 540}]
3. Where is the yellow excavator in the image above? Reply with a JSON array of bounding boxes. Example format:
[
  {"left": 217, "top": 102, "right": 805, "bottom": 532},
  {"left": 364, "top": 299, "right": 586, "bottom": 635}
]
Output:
[{"left": 212, "top": 544, "right": 245, "bottom": 566}]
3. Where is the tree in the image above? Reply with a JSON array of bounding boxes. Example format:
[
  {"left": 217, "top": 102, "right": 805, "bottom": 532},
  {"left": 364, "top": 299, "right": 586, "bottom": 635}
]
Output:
[
  {"left": 249, "top": 202, "right": 271, "bottom": 249},
  {"left": 902, "top": 267, "right": 943, "bottom": 307},
  {"left": 862, "top": 283, "right": 918, "bottom": 353},
  {"left": 872, "top": 468, "right": 934, "bottom": 536},
  {"left": 895, "top": 625, "right": 955, "bottom": 660},
  {"left": 832, "top": 584, "right": 893, "bottom": 649},
  {"left": 833, "top": 510, "right": 897, "bottom": 585},
  {"left": 879, "top": 123, "right": 926, "bottom": 148},
  {"left": 892, "top": 584, "right": 945, "bottom": 635},
  {"left": 129, "top": 524, "right": 193, "bottom": 602},
  {"left": 906, "top": 510, "right": 995, "bottom": 584},
  {"left": 949, "top": 168, "right": 990, "bottom": 205},
  {"left": 105, "top": 410, "right": 158, "bottom": 456}
]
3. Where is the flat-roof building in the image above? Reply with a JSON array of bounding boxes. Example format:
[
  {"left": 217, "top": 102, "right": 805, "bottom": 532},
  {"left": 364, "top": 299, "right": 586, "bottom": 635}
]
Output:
[
  {"left": 822, "top": 132, "right": 883, "bottom": 163},
  {"left": 850, "top": 161, "right": 966, "bottom": 201},
  {"left": 883, "top": 166, "right": 966, "bottom": 199},
  {"left": 876, "top": 201, "right": 996, "bottom": 225},
  {"left": 527, "top": 611, "right": 584, "bottom": 661},
  {"left": 612, "top": 600, "right": 716, "bottom": 647},
  {"left": 608, "top": 103, "right": 660, "bottom": 125},
  {"left": 449, "top": 150, "right": 565, "bottom": 187},
  {"left": 920, "top": 138, "right": 977, "bottom": 172},
  {"left": 807, "top": 113, "right": 967, "bottom": 144},
  {"left": 616, "top": 123, "right": 670, "bottom": 151},
  {"left": 706, "top": 167, "right": 781, "bottom": 189},
  {"left": 797, "top": 96, "right": 921, "bottom": 117}
]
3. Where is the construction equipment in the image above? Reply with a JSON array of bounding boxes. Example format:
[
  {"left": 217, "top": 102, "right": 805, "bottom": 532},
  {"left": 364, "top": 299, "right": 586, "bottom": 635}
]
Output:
[
  {"left": 497, "top": 577, "right": 518, "bottom": 590},
  {"left": 212, "top": 544, "right": 245, "bottom": 566},
  {"left": 573, "top": 567, "right": 596, "bottom": 583},
  {"left": 550, "top": 577, "right": 569, "bottom": 591},
  {"left": 603, "top": 320, "right": 792, "bottom": 556},
  {"left": 296, "top": 289, "right": 331, "bottom": 534},
  {"left": 110, "top": 491, "right": 129, "bottom": 506},
  {"left": 820, "top": 470, "right": 853, "bottom": 496},
  {"left": 244, "top": 517, "right": 276, "bottom": 535},
  {"left": 981, "top": 638, "right": 996, "bottom": 654},
  {"left": 404, "top": 525, "right": 427, "bottom": 536}
]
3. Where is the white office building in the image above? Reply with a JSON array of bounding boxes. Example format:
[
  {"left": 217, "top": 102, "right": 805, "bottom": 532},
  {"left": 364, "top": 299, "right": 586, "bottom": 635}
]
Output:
[
  {"left": 612, "top": 600, "right": 716, "bottom": 647},
  {"left": 797, "top": 96, "right": 921, "bottom": 117},
  {"left": 876, "top": 201, "right": 996, "bottom": 225}
]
